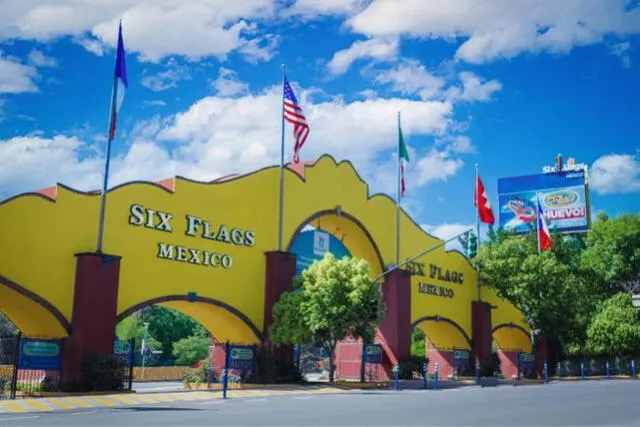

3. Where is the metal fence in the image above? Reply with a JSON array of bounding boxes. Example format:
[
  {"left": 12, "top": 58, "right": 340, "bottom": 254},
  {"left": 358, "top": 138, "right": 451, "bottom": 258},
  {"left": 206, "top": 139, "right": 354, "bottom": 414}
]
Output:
[
  {"left": 0, "top": 335, "right": 19, "bottom": 400},
  {"left": 559, "top": 356, "right": 639, "bottom": 377}
]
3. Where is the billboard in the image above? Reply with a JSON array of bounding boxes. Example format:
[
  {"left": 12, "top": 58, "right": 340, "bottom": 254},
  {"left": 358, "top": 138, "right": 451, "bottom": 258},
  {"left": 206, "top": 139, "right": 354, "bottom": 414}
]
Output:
[
  {"left": 289, "top": 229, "right": 352, "bottom": 275},
  {"left": 498, "top": 171, "right": 589, "bottom": 234}
]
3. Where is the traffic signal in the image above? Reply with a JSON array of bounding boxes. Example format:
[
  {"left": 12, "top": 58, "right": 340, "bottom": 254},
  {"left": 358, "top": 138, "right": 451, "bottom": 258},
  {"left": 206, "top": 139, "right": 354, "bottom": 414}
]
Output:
[{"left": 466, "top": 232, "right": 478, "bottom": 259}]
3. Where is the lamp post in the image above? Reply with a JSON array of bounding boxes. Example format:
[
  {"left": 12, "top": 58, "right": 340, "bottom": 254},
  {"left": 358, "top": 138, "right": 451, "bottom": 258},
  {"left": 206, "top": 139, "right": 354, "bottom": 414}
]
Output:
[{"left": 141, "top": 321, "right": 150, "bottom": 380}]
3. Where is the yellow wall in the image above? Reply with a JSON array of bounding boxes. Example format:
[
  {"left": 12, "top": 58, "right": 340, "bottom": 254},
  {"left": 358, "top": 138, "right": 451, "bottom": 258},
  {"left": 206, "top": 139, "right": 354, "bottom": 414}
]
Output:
[{"left": 0, "top": 155, "right": 529, "bottom": 350}]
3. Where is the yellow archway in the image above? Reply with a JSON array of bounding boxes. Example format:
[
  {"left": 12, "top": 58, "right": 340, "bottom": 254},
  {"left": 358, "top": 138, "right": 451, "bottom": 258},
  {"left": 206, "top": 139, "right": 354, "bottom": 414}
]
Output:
[
  {"left": 286, "top": 208, "right": 385, "bottom": 279},
  {"left": 492, "top": 323, "right": 532, "bottom": 353},
  {"left": 413, "top": 316, "right": 472, "bottom": 350},
  {"left": 117, "top": 295, "right": 262, "bottom": 345},
  {"left": 0, "top": 276, "right": 71, "bottom": 338}
]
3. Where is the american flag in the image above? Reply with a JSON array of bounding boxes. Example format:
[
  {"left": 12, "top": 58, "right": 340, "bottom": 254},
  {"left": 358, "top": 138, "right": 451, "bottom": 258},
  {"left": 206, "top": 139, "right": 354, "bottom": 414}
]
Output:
[{"left": 283, "top": 76, "right": 310, "bottom": 163}]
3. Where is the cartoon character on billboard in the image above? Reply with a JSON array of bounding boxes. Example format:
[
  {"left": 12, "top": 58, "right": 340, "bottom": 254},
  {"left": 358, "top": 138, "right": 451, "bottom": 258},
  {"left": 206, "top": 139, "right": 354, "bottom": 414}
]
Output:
[{"left": 506, "top": 199, "right": 536, "bottom": 224}]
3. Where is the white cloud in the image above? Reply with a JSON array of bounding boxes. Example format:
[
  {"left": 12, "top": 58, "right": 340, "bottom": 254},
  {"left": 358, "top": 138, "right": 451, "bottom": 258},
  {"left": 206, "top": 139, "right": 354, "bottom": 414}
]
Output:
[
  {"left": 347, "top": 0, "right": 640, "bottom": 64},
  {"left": 609, "top": 41, "right": 632, "bottom": 68},
  {"left": 0, "top": 1, "right": 279, "bottom": 63},
  {"left": 414, "top": 148, "right": 464, "bottom": 186},
  {"left": 140, "top": 59, "right": 191, "bottom": 92},
  {"left": 446, "top": 71, "right": 502, "bottom": 102},
  {"left": 590, "top": 154, "right": 640, "bottom": 195},
  {"left": 374, "top": 59, "right": 445, "bottom": 100},
  {"left": 211, "top": 68, "right": 249, "bottom": 97},
  {"left": 422, "top": 222, "right": 474, "bottom": 252},
  {"left": 284, "top": 0, "right": 366, "bottom": 18},
  {"left": 143, "top": 100, "right": 167, "bottom": 107},
  {"left": 446, "top": 135, "right": 476, "bottom": 154},
  {"left": 327, "top": 38, "right": 399, "bottom": 75},
  {"left": 0, "top": 52, "right": 39, "bottom": 93},
  {"left": 0, "top": 83, "right": 463, "bottom": 198},
  {"left": 27, "top": 49, "right": 57, "bottom": 67}
]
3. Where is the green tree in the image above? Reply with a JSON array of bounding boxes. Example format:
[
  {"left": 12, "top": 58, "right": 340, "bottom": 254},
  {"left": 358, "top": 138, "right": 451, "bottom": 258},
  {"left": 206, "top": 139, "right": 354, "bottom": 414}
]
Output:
[
  {"left": 581, "top": 213, "right": 640, "bottom": 285},
  {"left": 270, "top": 253, "right": 384, "bottom": 382},
  {"left": 475, "top": 233, "right": 587, "bottom": 348},
  {"left": 142, "top": 307, "right": 202, "bottom": 360},
  {"left": 586, "top": 292, "right": 640, "bottom": 355},
  {"left": 411, "top": 327, "right": 426, "bottom": 358},
  {"left": 172, "top": 334, "right": 211, "bottom": 366}
]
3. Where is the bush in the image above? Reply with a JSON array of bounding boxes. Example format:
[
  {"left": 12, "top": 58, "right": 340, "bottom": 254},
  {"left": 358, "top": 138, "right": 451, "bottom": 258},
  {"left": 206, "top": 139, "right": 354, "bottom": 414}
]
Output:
[
  {"left": 398, "top": 356, "right": 427, "bottom": 380},
  {"left": 480, "top": 353, "right": 501, "bottom": 377},
  {"left": 0, "top": 373, "right": 11, "bottom": 392},
  {"left": 182, "top": 359, "right": 217, "bottom": 384},
  {"left": 78, "top": 352, "right": 126, "bottom": 392}
]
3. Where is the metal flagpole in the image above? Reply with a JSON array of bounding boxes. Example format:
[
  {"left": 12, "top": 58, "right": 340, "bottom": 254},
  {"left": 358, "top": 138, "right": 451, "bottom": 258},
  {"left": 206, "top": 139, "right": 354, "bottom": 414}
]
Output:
[
  {"left": 277, "top": 64, "right": 286, "bottom": 252},
  {"left": 96, "top": 75, "right": 118, "bottom": 253},
  {"left": 395, "top": 111, "right": 402, "bottom": 266},
  {"left": 536, "top": 194, "right": 541, "bottom": 254},
  {"left": 475, "top": 163, "right": 481, "bottom": 301}
]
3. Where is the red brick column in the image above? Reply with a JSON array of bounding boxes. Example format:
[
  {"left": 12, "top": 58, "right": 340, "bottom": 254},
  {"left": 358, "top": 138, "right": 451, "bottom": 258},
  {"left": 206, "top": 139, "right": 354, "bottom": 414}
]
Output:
[
  {"left": 60, "top": 252, "right": 121, "bottom": 385},
  {"left": 426, "top": 339, "right": 455, "bottom": 378},
  {"left": 262, "top": 251, "right": 297, "bottom": 363},
  {"left": 378, "top": 269, "right": 411, "bottom": 375},
  {"left": 471, "top": 301, "right": 492, "bottom": 364},
  {"left": 498, "top": 349, "right": 519, "bottom": 379}
]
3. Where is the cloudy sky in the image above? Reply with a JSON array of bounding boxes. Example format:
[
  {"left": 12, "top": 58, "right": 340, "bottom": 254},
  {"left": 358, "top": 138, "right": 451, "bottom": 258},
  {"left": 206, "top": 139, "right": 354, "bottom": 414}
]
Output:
[{"left": 0, "top": 0, "right": 638, "bottom": 242}]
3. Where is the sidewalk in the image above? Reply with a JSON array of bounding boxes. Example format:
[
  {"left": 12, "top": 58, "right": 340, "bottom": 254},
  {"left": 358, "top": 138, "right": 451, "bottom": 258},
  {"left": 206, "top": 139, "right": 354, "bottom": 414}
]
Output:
[{"left": 0, "top": 385, "right": 346, "bottom": 414}]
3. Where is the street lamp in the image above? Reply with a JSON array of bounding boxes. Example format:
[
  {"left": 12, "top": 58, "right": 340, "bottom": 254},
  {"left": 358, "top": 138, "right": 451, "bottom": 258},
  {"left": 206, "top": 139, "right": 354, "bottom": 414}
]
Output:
[{"left": 141, "top": 322, "right": 150, "bottom": 380}]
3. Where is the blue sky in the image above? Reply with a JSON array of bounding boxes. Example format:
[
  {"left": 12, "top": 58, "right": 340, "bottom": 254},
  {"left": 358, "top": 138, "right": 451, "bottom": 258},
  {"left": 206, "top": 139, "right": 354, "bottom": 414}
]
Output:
[{"left": 0, "top": 0, "right": 639, "bottom": 242}]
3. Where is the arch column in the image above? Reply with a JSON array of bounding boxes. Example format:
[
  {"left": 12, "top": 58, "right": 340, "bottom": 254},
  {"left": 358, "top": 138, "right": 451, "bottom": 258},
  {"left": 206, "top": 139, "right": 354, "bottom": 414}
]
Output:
[
  {"left": 378, "top": 269, "right": 412, "bottom": 376},
  {"left": 263, "top": 251, "right": 297, "bottom": 363},
  {"left": 61, "top": 252, "right": 121, "bottom": 386}
]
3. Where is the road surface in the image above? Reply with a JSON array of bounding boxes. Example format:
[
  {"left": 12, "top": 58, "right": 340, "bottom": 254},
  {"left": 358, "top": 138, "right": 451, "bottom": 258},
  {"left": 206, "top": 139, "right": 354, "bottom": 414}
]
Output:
[{"left": 2, "top": 380, "right": 639, "bottom": 426}]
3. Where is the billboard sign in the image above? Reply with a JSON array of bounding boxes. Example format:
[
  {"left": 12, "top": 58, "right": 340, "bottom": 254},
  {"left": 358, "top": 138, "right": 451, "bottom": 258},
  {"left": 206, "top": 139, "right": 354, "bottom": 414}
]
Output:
[
  {"left": 289, "top": 229, "right": 352, "bottom": 275},
  {"left": 114, "top": 339, "right": 134, "bottom": 367},
  {"left": 498, "top": 171, "right": 589, "bottom": 234},
  {"left": 453, "top": 350, "right": 470, "bottom": 369},
  {"left": 18, "top": 339, "right": 62, "bottom": 370}
]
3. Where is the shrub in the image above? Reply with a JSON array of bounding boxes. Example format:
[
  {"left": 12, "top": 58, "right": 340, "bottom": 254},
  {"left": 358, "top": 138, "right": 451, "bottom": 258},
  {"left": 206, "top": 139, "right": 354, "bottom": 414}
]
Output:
[
  {"left": 79, "top": 351, "right": 126, "bottom": 391},
  {"left": 183, "top": 359, "right": 217, "bottom": 384},
  {"left": 398, "top": 355, "right": 427, "bottom": 380},
  {"left": 480, "top": 353, "right": 501, "bottom": 377}
]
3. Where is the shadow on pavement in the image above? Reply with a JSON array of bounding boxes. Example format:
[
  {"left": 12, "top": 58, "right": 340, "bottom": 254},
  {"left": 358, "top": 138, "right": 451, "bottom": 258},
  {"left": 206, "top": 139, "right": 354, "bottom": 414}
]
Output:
[{"left": 109, "top": 406, "right": 205, "bottom": 412}]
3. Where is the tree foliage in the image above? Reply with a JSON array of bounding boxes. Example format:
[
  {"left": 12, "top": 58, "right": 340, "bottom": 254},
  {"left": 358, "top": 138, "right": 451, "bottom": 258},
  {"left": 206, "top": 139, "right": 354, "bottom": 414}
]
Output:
[
  {"left": 172, "top": 333, "right": 210, "bottom": 366},
  {"left": 270, "top": 253, "right": 384, "bottom": 382},
  {"left": 586, "top": 293, "right": 640, "bottom": 355},
  {"left": 477, "top": 213, "right": 640, "bottom": 356}
]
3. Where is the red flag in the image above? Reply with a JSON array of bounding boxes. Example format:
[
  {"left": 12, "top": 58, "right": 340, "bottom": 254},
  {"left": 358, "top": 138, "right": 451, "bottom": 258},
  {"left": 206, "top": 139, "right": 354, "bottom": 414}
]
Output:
[
  {"left": 474, "top": 175, "right": 495, "bottom": 225},
  {"left": 537, "top": 196, "right": 552, "bottom": 251}
]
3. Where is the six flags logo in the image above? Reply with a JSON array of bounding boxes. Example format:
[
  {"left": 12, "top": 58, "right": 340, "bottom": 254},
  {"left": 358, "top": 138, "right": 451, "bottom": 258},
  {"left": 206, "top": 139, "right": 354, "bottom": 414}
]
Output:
[{"left": 507, "top": 190, "right": 585, "bottom": 223}]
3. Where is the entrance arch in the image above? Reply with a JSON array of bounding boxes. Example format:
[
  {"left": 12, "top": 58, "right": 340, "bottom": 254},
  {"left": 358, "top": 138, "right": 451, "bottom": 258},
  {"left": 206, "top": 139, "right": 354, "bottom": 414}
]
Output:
[
  {"left": 117, "top": 295, "right": 262, "bottom": 344},
  {"left": 286, "top": 208, "right": 385, "bottom": 278},
  {"left": 412, "top": 316, "right": 472, "bottom": 350},
  {"left": 0, "top": 275, "right": 71, "bottom": 338},
  {"left": 492, "top": 323, "right": 532, "bottom": 353}
]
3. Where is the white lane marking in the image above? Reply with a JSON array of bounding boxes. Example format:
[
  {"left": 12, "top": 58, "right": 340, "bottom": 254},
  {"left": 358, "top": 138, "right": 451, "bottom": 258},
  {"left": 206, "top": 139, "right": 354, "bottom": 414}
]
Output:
[
  {"left": 0, "top": 416, "right": 41, "bottom": 422},
  {"left": 70, "top": 411, "right": 97, "bottom": 415},
  {"left": 293, "top": 396, "right": 313, "bottom": 400},
  {"left": 245, "top": 398, "right": 267, "bottom": 402},
  {"left": 194, "top": 400, "right": 225, "bottom": 405}
]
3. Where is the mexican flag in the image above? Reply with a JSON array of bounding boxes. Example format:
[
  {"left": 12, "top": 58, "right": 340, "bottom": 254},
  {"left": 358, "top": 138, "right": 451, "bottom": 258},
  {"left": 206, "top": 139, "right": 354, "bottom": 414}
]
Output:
[{"left": 398, "top": 119, "right": 410, "bottom": 198}]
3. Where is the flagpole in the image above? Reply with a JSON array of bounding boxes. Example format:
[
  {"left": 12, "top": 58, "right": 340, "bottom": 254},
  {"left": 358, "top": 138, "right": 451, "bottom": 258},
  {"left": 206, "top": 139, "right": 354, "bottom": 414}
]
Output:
[
  {"left": 277, "top": 64, "right": 286, "bottom": 252},
  {"left": 474, "top": 163, "right": 481, "bottom": 301},
  {"left": 96, "top": 55, "right": 120, "bottom": 253},
  {"left": 536, "top": 194, "right": 541, "bottom": 254},
  {"left": 395, "top": 111, "right": 401, "bottom": 266}
]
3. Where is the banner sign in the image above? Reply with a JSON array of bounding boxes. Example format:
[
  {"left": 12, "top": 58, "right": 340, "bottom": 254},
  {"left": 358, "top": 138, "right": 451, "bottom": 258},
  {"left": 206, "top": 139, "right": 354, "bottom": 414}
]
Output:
[
  {"left": 498, "top": 171, "right": 589, "bottom": 234},
  {"left": 227, "top": 345, "right": 256, "bottom": 370},
  {"left": 18, "top": 339, "right": 62, "bottom": 370},
  {"left": 289, "top": 230, "right": 352, "bottom": 275},
  {"left": 453, "top": 350, "right": 470, "bottom": 368},
  {"left": 363, "top": 344, "right": 383, "bottom": 364},
  {"left": 519, "top": 353, "right": 536, "bottom": 368},
  {"left": 114, "top": 339, "right": 134, "bottom": 367}
]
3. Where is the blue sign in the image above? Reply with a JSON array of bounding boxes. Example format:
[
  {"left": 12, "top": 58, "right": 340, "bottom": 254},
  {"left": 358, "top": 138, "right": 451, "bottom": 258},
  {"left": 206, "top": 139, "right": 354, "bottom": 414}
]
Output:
[
  {"left": 227, "top": 345, "right": 255, "bottom": 370},
  {"left": 498, "top": 171, "right": 589, "bottom": 234},
  {"left": 114, "top": 339, "right": 134, "bottom": 367},
  {"left": 18, "top": 339, "right": 62, "bottom": 370},
  {"left": 363, "top": 344, "right": 383, "bottom": 364},
  {"left": 453, "top": 350, "right": 470, "bottom": 369},
  {"left": 290, "top": 229, "right": 352, "bottom": 275}
]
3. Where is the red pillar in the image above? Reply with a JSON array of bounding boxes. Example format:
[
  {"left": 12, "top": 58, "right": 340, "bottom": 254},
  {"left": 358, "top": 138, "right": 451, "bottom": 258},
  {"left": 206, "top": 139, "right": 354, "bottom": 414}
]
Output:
[
  {"left": 378, "top": 269, "right": 411, "bottom": 374},
  {"left": 60, "top": 252, "right": 121, "bottom": 385},
  {"left": 498, "top": 349, "right": 519, "bottom": 379},
  {"left": 471, "top": 301, "right": 492, "bottom": 365},
  {"left": 263, "top": 251, "right": 297, "bottom": 362}
]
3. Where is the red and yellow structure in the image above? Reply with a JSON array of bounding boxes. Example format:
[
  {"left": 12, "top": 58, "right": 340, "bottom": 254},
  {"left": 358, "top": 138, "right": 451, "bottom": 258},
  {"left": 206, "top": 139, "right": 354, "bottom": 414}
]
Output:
[{"left": 0, "top": 155, "right": 534, "bottom": 381}]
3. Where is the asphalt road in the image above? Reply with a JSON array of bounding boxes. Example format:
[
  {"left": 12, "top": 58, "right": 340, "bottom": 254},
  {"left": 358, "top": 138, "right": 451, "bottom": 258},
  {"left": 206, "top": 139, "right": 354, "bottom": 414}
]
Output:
[{"left": 2, "top": 380, "right": 640, "bottom": 426}]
